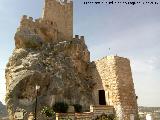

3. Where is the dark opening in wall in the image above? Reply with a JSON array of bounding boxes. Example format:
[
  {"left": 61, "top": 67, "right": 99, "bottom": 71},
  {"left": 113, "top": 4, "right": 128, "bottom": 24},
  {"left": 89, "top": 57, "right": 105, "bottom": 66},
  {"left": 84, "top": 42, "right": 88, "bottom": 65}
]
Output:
[{"left": 99, "top": 90, "right": 106, "bottom": 105}]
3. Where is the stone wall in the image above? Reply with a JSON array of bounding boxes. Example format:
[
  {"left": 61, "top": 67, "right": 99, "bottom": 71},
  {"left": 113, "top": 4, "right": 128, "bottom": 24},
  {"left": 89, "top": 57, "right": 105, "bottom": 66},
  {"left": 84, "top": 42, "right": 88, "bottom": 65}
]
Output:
[
  {"left": 56, "top": 105, "right": 115, "bottom": 120},
  {"left": 90, "top": 56, "right": 138, "bottom": 120},
  {"left": 90, "top": 105, "right": 115, "bottom": 119},
  {"left": 56, "top": 113, "right": 93, "bottom": 120},
  {"left": 42, "top": 0, "right": 73, "bottom": 40}
]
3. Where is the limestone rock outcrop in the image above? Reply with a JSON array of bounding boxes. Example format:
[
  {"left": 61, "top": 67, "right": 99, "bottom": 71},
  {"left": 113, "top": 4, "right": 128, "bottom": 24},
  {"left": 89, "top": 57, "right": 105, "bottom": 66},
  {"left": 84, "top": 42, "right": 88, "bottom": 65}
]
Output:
[{"left": 5, "top": 36, "right": 95, "bottom": 119}]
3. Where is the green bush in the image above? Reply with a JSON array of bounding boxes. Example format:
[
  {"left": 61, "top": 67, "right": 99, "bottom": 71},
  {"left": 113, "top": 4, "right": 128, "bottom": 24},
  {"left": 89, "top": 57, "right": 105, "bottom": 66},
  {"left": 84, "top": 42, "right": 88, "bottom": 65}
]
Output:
[
  {"left": 73, "top": 104, "right": 82, "bottom": 113},
  {"left": 41, "top": 106, "right": 55, "bottom": 117},
  {"left": 94, "top": 113, "right": 116, "bottom": 120},
  {"left": 53, "top": 102, "right": 69, "bottom": 113}
]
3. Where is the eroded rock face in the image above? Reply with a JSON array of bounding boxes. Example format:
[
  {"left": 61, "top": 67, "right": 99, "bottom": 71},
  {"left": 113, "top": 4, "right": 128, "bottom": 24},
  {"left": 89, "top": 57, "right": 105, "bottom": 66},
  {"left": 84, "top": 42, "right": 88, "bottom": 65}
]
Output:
[{"left": 5, "top": 37, "right": 95, "bottom": 119}]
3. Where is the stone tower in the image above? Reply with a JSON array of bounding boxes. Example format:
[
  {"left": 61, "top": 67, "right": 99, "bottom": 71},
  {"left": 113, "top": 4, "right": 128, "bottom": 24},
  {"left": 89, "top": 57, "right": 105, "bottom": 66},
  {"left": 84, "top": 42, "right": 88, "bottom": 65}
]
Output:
[
  {"left": 14, "top": 0, "right": 73, "bottom": 48},
  {"left": 90, "top": 56, "right": 138, "bottom": 120},
  {"left": 42, "top": 0, "right": 73, "bottom": 40}
]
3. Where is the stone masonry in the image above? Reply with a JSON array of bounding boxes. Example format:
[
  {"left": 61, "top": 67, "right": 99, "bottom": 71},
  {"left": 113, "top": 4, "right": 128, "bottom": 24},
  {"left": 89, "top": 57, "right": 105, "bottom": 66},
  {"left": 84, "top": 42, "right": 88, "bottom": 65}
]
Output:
[
  {"left": 89, "top": 56, "right": 138, "bottom": 120},
  {"left": 42, "top": 0, "right": 73, "bottom": 40},
  {"left": 5, "top": 0, "right": 138, "bottom": 120}
]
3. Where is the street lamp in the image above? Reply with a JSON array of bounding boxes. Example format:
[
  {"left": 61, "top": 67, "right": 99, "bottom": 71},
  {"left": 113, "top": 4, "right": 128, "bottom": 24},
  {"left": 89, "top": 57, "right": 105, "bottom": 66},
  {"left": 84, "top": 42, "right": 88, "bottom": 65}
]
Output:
[{"left": 34, "top": 85, "right": 40, "bottom": 120}]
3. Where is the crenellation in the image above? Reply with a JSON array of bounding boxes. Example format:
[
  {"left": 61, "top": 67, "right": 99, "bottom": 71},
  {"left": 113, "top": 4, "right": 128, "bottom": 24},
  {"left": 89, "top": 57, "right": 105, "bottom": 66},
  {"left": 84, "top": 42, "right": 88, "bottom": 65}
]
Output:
[
  {"left": 80, "top": 36, "right": 84, "bottom": 40},
  {"left": 72, "top": 35, "right": 85, "bottom": 44},
  {"left": 75, "top": 35, "right": 79, "bottom": 39},
  {"left": 35, "top": 18, "right": 39, "bottom": 23},
  {"left": 34, "top": 18, "right": 42, "bottom": 24},
  {"left": 28, "top": 17, "right": 33, "bottom": 21},
  {"left": 69, "top": 0, "right": 73, "bottom": 4},
  {"left": 58, "top": 0, "right": 73, "bottom": 5},
  {"left": 20, "top": 15, "right": 36, "bottom": 27},
  {"left": 21, "top": 15, "right": 27, "bottom": 21},
  {"left": 21, "top": 15, "right": 33, "bottom": 22},
  {"left": 63, "top": 0, "right": 67, "bottom": 4}
]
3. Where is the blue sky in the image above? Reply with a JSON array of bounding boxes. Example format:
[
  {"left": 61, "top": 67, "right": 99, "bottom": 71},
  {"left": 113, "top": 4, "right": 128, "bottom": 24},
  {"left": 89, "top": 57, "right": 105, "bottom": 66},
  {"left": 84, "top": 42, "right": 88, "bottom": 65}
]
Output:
[{"left": 0, "top": 0, "right": 160, "bottom": 106}]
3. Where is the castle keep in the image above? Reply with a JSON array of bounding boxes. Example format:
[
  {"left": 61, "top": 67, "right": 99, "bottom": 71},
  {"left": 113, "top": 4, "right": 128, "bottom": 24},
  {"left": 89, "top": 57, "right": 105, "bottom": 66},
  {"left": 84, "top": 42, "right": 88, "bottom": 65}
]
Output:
[
  {"left": 5, "top": 0, "right": 138, "bottom": 120},
  {"left": 42, "top": 0, "right": 73, "bottom": 40}
]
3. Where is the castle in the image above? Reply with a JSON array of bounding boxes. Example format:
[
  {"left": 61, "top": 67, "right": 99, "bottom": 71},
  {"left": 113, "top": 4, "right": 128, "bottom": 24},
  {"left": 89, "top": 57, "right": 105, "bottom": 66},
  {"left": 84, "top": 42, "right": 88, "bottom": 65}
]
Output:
[
  {"left": 5, "top": 0, "right": 138, "bottom": 120},
  {"left": 15, "top": 0, "right": 73, "bottom": 48}
]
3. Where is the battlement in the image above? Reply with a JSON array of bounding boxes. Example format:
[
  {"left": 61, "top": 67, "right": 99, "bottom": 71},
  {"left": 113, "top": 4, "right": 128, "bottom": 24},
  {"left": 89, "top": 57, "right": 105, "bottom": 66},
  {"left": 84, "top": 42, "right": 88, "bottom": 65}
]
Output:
[
  {"left": 44, "top": 0, "right": 73, "bottom": 5},
  {"left": 74, "top": 35, "right": 85, "bottom": 40},
  {"left": 72, "top": 35, "right": 85, "bottom": 44},
  {"left": 58, "top": 0, "right": 73, "bottom": 5},
  {"left": 20, "top": 15, "right": 59, "bottom": 28},
  {"left": 20, "top": 15, "right": 42, "bottom": 25},
  {"left": 97, "top": 55, "right": 130, "bottom": 62},
  {"left": 21, "top": 15, "right": 36, "bottom": 22}
]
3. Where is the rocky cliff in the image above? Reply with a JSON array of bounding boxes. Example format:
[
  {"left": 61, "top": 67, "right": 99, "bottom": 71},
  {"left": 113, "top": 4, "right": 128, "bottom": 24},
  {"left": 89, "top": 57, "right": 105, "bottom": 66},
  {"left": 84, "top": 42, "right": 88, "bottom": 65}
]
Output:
[{"left": 5, "top": 24, "right": 95, "bottom": 120}]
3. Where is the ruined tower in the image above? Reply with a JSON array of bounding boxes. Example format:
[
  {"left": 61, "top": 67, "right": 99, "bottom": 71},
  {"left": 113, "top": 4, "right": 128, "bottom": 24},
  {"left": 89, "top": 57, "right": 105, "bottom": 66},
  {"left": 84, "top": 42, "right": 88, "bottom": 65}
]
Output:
[
  {"left": 42, "top": 0, "right": 73, "bottom": 40},
  {"left": 90, "top": 56, "right": 138, "bottom": 120}
]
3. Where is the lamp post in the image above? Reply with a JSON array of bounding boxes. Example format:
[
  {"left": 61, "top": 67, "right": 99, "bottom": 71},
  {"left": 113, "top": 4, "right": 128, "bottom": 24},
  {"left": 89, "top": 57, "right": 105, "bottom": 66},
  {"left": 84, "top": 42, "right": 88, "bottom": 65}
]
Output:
[{"left": 34, "top": 85, "right": 40, "bottom": 120}]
